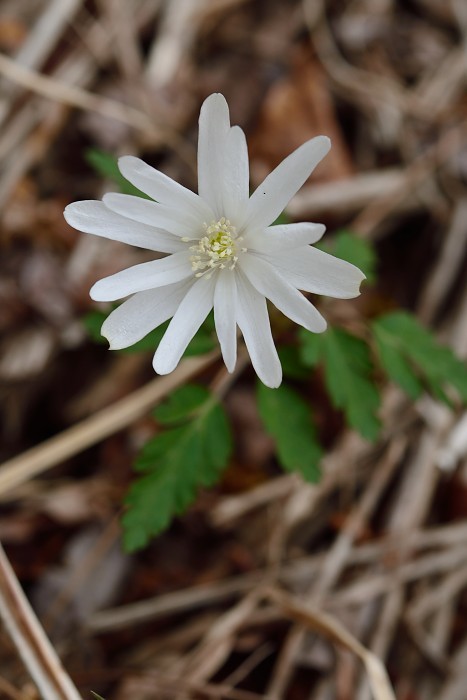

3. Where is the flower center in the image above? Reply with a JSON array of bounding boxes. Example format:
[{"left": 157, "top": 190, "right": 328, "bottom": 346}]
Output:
[{"left": 185, "top": 218, "right": 246, "bottom": 278}]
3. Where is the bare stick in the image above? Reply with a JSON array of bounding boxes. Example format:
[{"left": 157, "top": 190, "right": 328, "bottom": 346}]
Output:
[{"left": 0, "top": 542, "right": 81, "bottom": 700}]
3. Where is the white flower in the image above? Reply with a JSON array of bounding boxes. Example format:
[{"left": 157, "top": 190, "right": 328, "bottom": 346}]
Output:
[{"left": 64, "top": 93, "right": 364, "bottom": 388}]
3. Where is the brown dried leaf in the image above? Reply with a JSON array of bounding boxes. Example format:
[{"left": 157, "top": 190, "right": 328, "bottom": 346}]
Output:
[{"left": 249, "top": 47, "right": 354, "bottom": 187}]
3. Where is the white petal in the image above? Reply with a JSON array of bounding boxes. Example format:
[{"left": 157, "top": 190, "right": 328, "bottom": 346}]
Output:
[
  {"left": 90, "top": 252, "right": 193, "bottom": 302},
  {"left": 153, "top": 276, "right": 216, "bottom": 374},
  {"left": 245, "top": 222, "right": 325, "bottom": 253},
  {"left": 244, "top": 136, "right": 331, "bottom": 231},
  {"left": 64, "top": 201, "right": 184, "bottom": 254},
  {"left": 236, "top": 271, "right": 282, "bottom": 388},
  {"left": 214, "top": 271, "right": 237, "bottom": 372},
  {"left": 240, "top": 254, "right": 327, "bottom": 333},
  {"left": 197, "top": 93, "right": 231, "bottom": 217},
  {"left": 222, "top": 126, "right": 250, "bottom": 223},
  {"left": 263, "top": 246, "right": 365, "bottom": 299},
  {"left": 103, "top": 193, "right": 201, "bottom": 238},
  {"left": 102, "top": 281, "right": 190, "bottom": 350},
  {"left": 118, "top": 156, "right": 213, "bottom": 221}
]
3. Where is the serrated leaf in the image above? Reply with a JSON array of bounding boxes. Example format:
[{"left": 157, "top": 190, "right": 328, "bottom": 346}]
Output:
[
  {"left": 372, "top": 332, "right": 423, "bottom": 399},
  {"left": 372, "top": 312, "right": 467, "bottom": 404},
  {"left": 323, "top": 329, "right": 381, "bottom": 440},
  {"left": 85, "top": 149, "right": 150, "bottom": 199},
  {"left": 133, "top": 428, "right": 184, "bottom": 472},
  {"left": 122, "top": 395, "right": 232, "bottom": 550},
  {"left": 154, "top": 385, "right": 210, "bottom": 425},
  {"left": 300, "top": 328, "right": 381, "bottom": 441},
  {"left": 257, "top": 383, "right": 322, "bottom": 482}
]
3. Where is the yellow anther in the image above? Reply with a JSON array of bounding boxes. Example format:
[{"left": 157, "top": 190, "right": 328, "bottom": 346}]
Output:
[{"left": 188, "top": 218, "right": 246, "bottom": 277}]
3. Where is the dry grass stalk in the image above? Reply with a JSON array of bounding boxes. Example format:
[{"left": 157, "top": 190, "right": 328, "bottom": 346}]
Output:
[
  {"left": 0, "top": 52, "right": 156, "bottom": 135},
  {"left": 0, "top": 0, "right": 466, "bottom": 697},
  {"left": 266, "top": 587, "right": 396, "bottom": 700},
  {"left": 0, "top": 543, "right": 81, "bottom": 700},
  {"left": 0, "top": 351, "right": 220, "bottom": 497}
]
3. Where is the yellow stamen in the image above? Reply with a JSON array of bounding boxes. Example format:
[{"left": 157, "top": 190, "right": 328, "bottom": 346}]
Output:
[{"left": 188, "top": 218, "right": 246, "bottom": 277}]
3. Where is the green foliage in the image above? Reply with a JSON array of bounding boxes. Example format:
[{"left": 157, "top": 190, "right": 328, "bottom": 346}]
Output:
[
  {"left": 300, "top": 327, "right": 381, "bottom": 441},
  {"left": 299, "top": 330, "right": 322, "bottom": 368},
  {"left": 90, "top": 693, "right": 106, "bottom": 700},
  {"left": 277, "top": 345, "right": 310, "bottom": 380},
  {"left": 83, "top": 312, "right": 215, "bottom": 356},
  {"left": 257, "top": 383, "right": 322, "bottom": 482},
  {"left": 154, "top": 385, "right": 212, "bottom": 424},
  {"left": 298, "top": 310, "right": 465, "bottom": 442},
  {"left": 122, "top": 385, "right": 232, "bottom": 551},
  {"left": 85, "top": 148, "right": 150, "bottom": 199},
  {"left": 319, "top": 230, "right": 377, "bottom": 284},
  {"left": 372, "top": 311, "right": 467, "bottom": 404}
]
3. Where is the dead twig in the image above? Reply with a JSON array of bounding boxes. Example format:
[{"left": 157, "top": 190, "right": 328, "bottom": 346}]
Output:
[{"left": 0, "top": 542, "right": 81, "bottom": 700}]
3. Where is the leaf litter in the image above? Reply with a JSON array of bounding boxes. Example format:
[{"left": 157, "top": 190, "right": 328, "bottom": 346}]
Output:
[{"left": 0, "top": 1, "right": 466, "bottom": 699}]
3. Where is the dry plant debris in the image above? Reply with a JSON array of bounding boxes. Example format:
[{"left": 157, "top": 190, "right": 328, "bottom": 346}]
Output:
[{"left": 0, "top": 0, "right": 466, "bottom": 699}]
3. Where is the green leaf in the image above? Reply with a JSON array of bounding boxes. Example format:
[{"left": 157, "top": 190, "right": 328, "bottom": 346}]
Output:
[
  {"left": 298, "top": 329, "right": 322, "bottom": 367},
  {"left": 154, "top": 385, "right": 210, "bottom": 424},
  {"left": 372, "top": 332, "right": 423, "bottom": 399},
  {"left": 91, "top": 693, "right": 106, "bottom": 700},
  {"left": 257, "top": 383, "right": 322, "bottom": 482},
  {"left": 85, "top": 149, "right": 150, "bottom": 199},
  {"left": 277, "top": 345, "right": 310, "bottom": 380},
  {"left": 133, "top": 428, "right": 184, "bottom": 472},
  {"left": 323, "top": 329, "right": 381, "bottom": 440},
  {"left": 300, "top": 328, "right": 381, "bottom": 441},
  {"left": 317, "top": 230, "right": 377, "bottom": 284},
  {"left": 372, "top": 312, "right": 467, "bottom": 404},
  {"left": 122, "top": 389, "right": 232, "bottom": 550}
]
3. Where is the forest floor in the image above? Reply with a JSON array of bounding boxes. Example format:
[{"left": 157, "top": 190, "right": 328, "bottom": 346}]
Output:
[{"left": 0, "top": 1, "right": 467, "bottom": 699}]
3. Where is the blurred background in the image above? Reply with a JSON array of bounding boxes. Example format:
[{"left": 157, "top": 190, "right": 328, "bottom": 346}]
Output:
[{"left": 0, "top": 0, "right": 466, "bottom": 698}]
